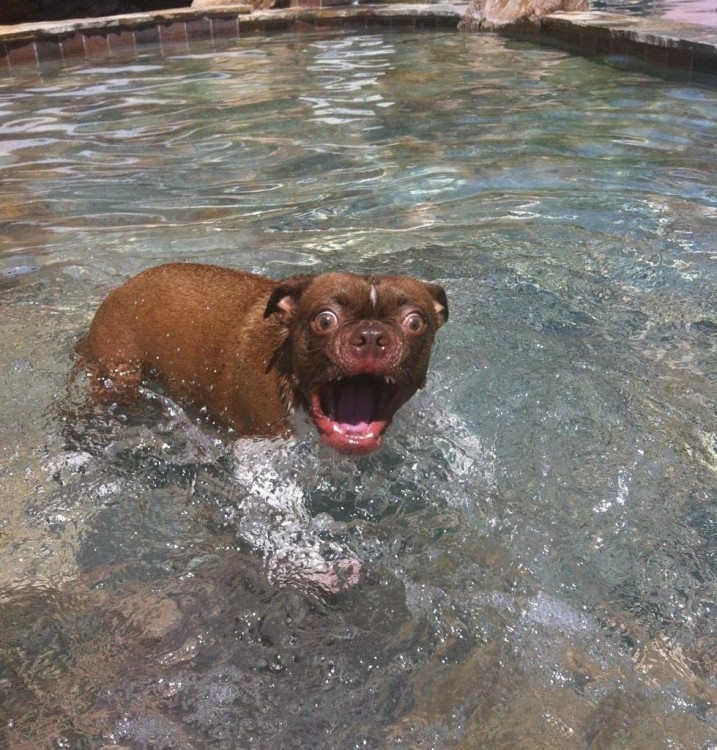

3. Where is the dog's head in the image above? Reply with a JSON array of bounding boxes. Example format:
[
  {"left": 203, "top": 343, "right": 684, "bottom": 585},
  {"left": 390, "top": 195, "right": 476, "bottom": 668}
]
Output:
[{"left": 264, "top": 272, "right": 448, "bottom": 455}]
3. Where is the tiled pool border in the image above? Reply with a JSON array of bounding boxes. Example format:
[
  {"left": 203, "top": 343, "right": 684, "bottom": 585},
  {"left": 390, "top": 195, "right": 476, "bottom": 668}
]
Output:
[
  {"left": 1, "top": 3, "right": 716, "bottom": 76},
  {"left": 516, "top": 10, "right": 717, "bottom": 74},
  {"left": 0, "top": 4, "right": 463, "bottom": 70}
]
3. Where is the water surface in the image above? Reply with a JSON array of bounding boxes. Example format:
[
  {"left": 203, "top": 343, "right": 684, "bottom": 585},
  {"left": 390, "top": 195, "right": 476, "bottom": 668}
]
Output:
[{"left": 1, "top": 32, "right": 717, "bottom": 750}]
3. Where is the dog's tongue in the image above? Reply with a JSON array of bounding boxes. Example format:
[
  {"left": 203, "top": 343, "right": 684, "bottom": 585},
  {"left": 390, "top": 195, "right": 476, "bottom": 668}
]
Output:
[{"left": 335, "top": 379, "right": 375, "bottom": 432}]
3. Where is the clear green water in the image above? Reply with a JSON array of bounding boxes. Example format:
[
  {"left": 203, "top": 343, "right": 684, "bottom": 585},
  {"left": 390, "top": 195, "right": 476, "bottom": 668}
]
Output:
[{"left": 1, "top": 31, "right": 717, "bottom": 749}]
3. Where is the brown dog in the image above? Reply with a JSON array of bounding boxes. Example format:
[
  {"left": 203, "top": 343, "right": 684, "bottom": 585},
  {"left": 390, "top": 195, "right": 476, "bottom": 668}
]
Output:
[{"left": 76, "top": 263, "right": 448, "bottom": 455}]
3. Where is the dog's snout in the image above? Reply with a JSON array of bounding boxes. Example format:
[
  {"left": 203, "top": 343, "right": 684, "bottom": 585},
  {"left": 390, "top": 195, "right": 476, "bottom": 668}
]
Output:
[{"left": 350, "top": 323, "right": 390, "bottom": 356}]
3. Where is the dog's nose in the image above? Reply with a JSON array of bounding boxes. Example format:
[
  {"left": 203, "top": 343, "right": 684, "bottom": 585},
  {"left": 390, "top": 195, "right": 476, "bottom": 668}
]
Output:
[{"left": 350, "top": 323, "right": 389, "bottom": 356}]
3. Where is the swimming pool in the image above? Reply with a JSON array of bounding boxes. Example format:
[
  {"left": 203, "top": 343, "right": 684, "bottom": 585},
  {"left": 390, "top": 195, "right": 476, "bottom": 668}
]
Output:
[{"left": 1, "top": 30, "right": 716, "bottom": 749}]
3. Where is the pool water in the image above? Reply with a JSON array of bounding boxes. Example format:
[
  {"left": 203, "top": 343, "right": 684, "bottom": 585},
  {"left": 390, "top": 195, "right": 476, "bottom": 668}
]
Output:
[{"left": 1, "top": 31, "right": 717, "bottom": 750}]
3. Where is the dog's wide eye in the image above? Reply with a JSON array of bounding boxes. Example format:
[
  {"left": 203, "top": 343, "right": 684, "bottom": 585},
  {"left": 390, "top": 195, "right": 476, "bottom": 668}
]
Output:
[
  {"left": 402, "top": 312, "right": 426, "bottom": 334},
  {"left": 313, "top": 310, "right": 339, "bottom": 333}
]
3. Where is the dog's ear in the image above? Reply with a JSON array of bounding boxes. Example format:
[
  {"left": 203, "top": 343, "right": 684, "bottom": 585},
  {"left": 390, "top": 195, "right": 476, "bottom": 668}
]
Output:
[
  {"left": 426, "top": 283, "right": 448, "bottom": 328},
  {"left": 264, "top": 276, "right": 313, "bottom": 321}
]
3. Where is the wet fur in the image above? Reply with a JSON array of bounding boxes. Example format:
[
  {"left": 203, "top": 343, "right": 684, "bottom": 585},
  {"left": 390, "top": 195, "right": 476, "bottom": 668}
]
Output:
[{"left": 76, "top": 263, "right": 448, "bottom": 452}]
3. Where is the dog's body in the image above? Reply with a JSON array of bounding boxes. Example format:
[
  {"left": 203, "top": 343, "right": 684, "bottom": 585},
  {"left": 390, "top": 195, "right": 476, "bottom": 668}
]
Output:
[{"left": 76, "top": 263, "right": 447, "bottom": 455}]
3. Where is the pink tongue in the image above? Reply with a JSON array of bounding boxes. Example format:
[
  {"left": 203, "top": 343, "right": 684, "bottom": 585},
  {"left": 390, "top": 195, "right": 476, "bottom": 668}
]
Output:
[{"left": 335, "top": 380, "right": 375, "bottom": 432}]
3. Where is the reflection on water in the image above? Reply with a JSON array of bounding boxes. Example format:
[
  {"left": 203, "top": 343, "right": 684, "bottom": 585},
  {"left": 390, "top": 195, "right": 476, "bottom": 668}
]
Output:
[{"left": 1, "top": 31, "right": 717, "bottom": 750}]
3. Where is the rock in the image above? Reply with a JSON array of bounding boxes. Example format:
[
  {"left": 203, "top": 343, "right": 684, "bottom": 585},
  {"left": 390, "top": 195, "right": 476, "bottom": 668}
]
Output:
[{"left": 459, "top": 0, "right": 588, "bottom": 32}]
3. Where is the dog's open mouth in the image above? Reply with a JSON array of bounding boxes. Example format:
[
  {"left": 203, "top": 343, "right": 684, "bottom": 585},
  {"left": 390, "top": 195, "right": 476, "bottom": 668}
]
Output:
[{"left": 310, "top": 374, "right": 402, "bottom": 455}]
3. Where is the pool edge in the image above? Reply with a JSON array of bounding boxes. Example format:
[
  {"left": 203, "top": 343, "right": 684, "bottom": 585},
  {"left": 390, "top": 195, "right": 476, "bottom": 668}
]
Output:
[
  {"left": 0, "top": 5, "right": 466, "bottom": 69},
  {"left": 1, "top": 4, "right": 716, "bottom": 76},
  {"left": 502, "top": 10, "right": 717, "bottom": 75}
]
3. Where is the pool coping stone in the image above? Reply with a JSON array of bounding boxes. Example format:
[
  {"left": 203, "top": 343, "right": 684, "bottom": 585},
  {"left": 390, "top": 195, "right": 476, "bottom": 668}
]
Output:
[
  {"left": 526, "top": 10, "right": 717, "bottom": 73},
  {"left": 1, "top": 3, "right": 716, "bottom": 75}
]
